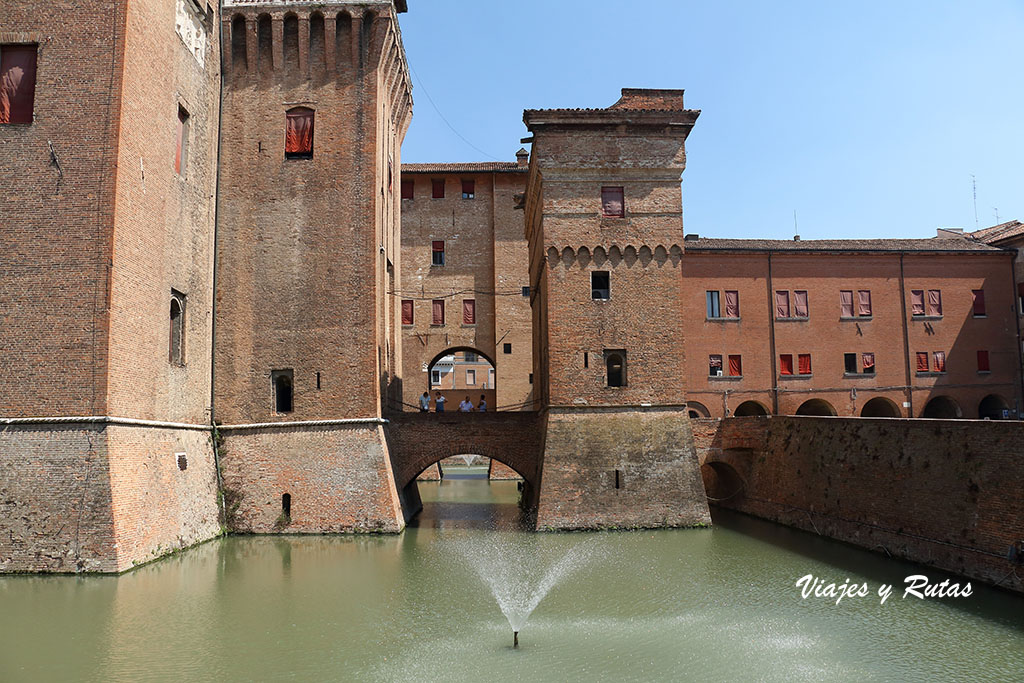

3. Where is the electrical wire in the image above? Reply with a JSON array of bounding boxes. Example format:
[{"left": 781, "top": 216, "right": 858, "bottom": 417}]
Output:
[{"left": 408, "top": 62, "right": 501, "bottom": 162}]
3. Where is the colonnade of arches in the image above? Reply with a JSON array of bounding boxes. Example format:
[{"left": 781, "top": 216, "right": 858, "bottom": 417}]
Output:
[{"left": 686, "top": 394, "right": 1013, "bottom": 420}]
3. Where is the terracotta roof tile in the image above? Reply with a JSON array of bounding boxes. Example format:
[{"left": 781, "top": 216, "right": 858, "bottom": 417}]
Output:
[
  {"left": 401, "top": 162, "right": 526, "bottom": 173},
  {"left": 968, "top": 220, "right": 1024, "bottom": 244},
  {"left": 684, "top": 237, "right": 1005, "bottom": 254}
]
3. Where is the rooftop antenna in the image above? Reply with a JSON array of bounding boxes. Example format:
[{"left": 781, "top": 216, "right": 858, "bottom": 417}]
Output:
[
  {"left": 793, "top": 210, "right": 800, "bottom": 240},
  {"left": 971, "top": 175, "right": 979, "bottom": 230},
  {"left": 994, "top": 207, "right": 1001, "bottom": 224}
]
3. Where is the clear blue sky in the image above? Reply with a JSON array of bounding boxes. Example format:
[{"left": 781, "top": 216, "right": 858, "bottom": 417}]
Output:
[{"left": 398, "top": 1, "right": 1023, "bottom": 240}]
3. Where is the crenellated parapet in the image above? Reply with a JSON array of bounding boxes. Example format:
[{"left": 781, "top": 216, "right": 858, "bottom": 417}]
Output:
[{"left": 545, "top": 244, "right": 684, "bottom": 269}]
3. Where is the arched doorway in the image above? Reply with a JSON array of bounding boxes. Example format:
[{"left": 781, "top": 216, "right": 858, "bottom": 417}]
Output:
[
  {"left": 921, "top": 395, "right": 962, "bottom": 419},
  {"left": 700, "top": 461, "right": 745, "bottom": 503},
  {"left": 978, "top": 394, "right": 1010, "bottom": 420},
  {"left": 687, "top": 401, "right": 710, "bottom": 418},
  {"left": 424, "top": 346, "right": 496, "bottom": 412},
  {"left": 733, "top": 400, "right": 769, "bottom": 416},
  {"left": 795, "top": 399, "right": 837, "bottom": 416},
  {"left": 860, "top": 397, "right": 901, "bottom": 417}
]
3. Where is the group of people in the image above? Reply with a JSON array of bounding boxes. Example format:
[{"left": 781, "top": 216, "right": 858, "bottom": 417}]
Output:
[{"left": 419, "top": 391, "right": 488, "bottom": 413}]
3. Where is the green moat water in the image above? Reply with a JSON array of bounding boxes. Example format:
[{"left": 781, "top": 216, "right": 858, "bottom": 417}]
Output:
[{"left": 2, "top": 468, "right": 1023, "bottom": 682}]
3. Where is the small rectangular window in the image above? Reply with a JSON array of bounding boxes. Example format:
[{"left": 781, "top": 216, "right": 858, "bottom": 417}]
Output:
[
  {"left": 175, "top": 106, "right": 190, "bottom": 176},
  {"left": 463, "top": 299, "right": 476, "bottom": 325},
  {"left": 401, "top": 299, "right": 413, "bottom": 325},
  {"left": 466, "top": 369, "right": 476, "bottom": 385},
  {"left": 977, "top": 350, "right": 990, "bottom": 372},
  {"left": 431, "top": 299, "right": 445, "bottom": 325},
  {"left": 431, "top": 369, "right": 441, "bottom": 386},
  {"left": 706, "top": 291, "right": 721, "bottom": 318},
  {"left": 933, "top": 351, "right": 946, "bottom": 373},
  {"left": 840, "top": 290, "right": 854, "bottom": 318},
  {"left": 724, "top": 290, "right": 739, "bottom": 318},
  {"left": 432, "top": 178, "right": 445, "bottom": 198},
  {"left": 521, "top": 286, "right": 530, "bottom": 297},
  {"left": 857, "top": 290, "right": 872, "bottom": 317},
  {"left": 461, "top": 179, "right": 475, "bottom": 199},
  {"left": 592, "top": 271, "right": 610, "bottom": 300},
  {"left": 972, "top": 289, "right": 986, "bottom": 316},
  {"left": 779, "top": 354, "right": 793, "bottom": 375},
  {"left": 464, "top": 351, "right": 477, "bottom": 362},
  {"left": 775, "top": 290, "right": 790, "bottom": 318},
  {"left": 862, "top": 352, "right": 875, "bottom": 374},
  {"left": 793, "top": 290, "right": 809, "bottom": 318},
  {"left": 916, "top": 352, "right": 929, "bottom": 373},
  {"left": 601, "top": 186, "right": 624, "bottom": 217},
  {"left": 0, "top": 44, "right": 38, "bottom": 124},
  {"left": 798, "top": 353, "right": 812, "bottom": 375},
  {"left": 728, "top": 354, "right": 742, "bottom": 377},
  {"left": 911, "top": 290, "right": 925, "bottom": 316},
  {"left": 272, "top": 369, "right": 294, "bottom": 413},
  {"left": 401, "top": 178, "right": 414, "bottom": 199},
  {"left": 431, "top": 240, "right": 445, "bottom": 266},
  {"left": 605, "top": 349, "right": 627, "bottom": 387},
  {"left": 709, "top": 354, "right": 723, "bottom": 376},
  {"left": 285, "top": 107, "right": 314, "bottom": 158},
  {"left": 503, "top": 343, "right": 512, "bottom": 354},
  {"left": 927, "top": 289, "right": 942, "bottom": 316},
  {"left": 844, "top": 352, "right": 858, "bottom": 374}
]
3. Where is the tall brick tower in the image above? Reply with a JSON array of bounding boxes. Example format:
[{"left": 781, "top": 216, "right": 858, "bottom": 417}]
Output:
[
  {"left": 523, "top": 89, "right": 711, "bottom": 529},
  {"left": 214, "top": 0, "right": 412, "bottom": 532}
]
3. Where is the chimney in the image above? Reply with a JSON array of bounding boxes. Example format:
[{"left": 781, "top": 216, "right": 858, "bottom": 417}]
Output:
[
  {"left": 936, "top": 227, "right": 964, "bottom": 238},
  {"left": 793, "top": 235, "right": 801, "bottom": 241},
  {"left": 516, "top": 147, "right": 529, "bottom": 168}
]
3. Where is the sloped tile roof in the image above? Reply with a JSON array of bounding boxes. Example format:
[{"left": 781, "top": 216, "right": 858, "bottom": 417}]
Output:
[
  {"left": 684, "top": 237, "right": 1005, "bottom": 253},
  {"left": 401, "top": 162, "right": 526, "bottom": 173}
]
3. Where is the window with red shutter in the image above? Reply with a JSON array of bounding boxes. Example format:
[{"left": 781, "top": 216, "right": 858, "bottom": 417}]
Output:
[
  {"left": 840, "top": 290, "right": 854, "bottom": 318},
  {"left": 431, "top": 241, "right": 445, "bottom": 266},
  {"left": 797, "top": 353, "right": 811, "bottom": 375},
  {"left": 916, "top": 352, "right": 929, "bottom": 373},
  {"left": 911, "top": 290, "right": 925, "bottom": 316},
  {"left": 728, "top": 354, "right": 742, "bottom": 377},
  {"left": 401, "top": 179, "right": 414, "bottom": 200},
  {"left": 972, "top": 289, "right": 985, "bottom": 316},
  {"left": 463, "top": 299, "right": 476, "bottom": 325},
  {"left": 862, "top": 352, "right": 875, "bottom": 373},
  {"left": 401, "top": 300, "right": 413, "bottom": 325},
  {"left": 285, "top": 107, "right": 314, "bottom": 158},
  {"left": 779, "top": 354, "right": 793, "bottom": 375},
  {"left": 432, "top": 179, "right": 445, "bottom": 199},
  {"left": 601, "top": 186, "right": 624, "bottom": 217},
  {"left": 431, "top": 299, "right": 445, "bottom": 325},
  {"left": 0, "top": 44, "right": 37, "bottom": 124},
  {"left": 977, "top": 350, "right": 990, "bottom": 372},
  {"left": 461, "top": 179, "right": 475, "bottom": 199}
]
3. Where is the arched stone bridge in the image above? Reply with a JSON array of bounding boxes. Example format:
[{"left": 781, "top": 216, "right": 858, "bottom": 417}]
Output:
[{"left": 384, "top": 410, "right": 544, "bottom": 517}]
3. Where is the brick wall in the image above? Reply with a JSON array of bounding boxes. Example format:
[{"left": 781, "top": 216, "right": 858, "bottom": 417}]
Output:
[{"left": 701, "top": 416, "right": 1024, "bottom": 593}]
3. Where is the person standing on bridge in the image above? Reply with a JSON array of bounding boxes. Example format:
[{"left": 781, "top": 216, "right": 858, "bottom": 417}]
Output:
[
  {"left": 435, "top": 392, "right": 446, "bottom": 412},
  {"left": 459, "top": 396, "right": 473, "bottom": 412},
  {"left": 419, "top": 391, "right": 430, "bottom": 412},
  {"left": 477, "top": 395, "right": 487, "bottom": 412}
]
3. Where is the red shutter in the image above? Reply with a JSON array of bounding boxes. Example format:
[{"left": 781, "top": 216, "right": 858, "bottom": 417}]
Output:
[
  {"left": 911, "top": 290, "right": 925, "bottom": 316},
  {"left": 401, "top": 300, "right": 413, "bottom": 325},
  {"left": 463, "top": 299, "right": 476, "bottom": 325},
  {"left": 972, "top": 289, "right": 985, "bottom": 316},
  {"left": 461, "top": 179, "right": 475, "bottom": 197},
  {"left": 728, "top": 354, "right": 742, "bottom": 376},
  {"left": 724, "top": 291, "right": 739, "bottom": 318},
  {"left": 927, "top": 289, "right": 942, "bottom": 316},
  {"left": 857, "top": 290, "right": 872, "bottom": 317},
  {"left": 401, "top": 179, "right": 414, "bottom": 199},
  {"left": 601, "top": 186, "right": 624, "bottom": 217},
  {"left": 916, "top": 352, "right": 929, "bottom": 372},
  {"left": 285, "top": 108, "right": 314, "bottom": 155},
  {"left": 793, "top": 290, "right": 808, "bottom": 318},
  {"left": 840, "top": 290, "right": 854, "bottom": 318},
  {"left": 862, "top": 352, "right": 875, "bottom": 372},
  {"left": 775, "top": 291, "right": 790, "bottom": 318},
  {"left": 779, "top": 354, "right": 793, "bottom": 375},
  {"left": 977, "top": 350, "right": 990, "bottom": 372},
  {"left": 0, "top": 45, "right": 37, "bottom": 124},
  {"left": 798, "top": 353, "right": 811, "bottom": 375},
  {"left": 933, "top": 351, "right": 946, "bottom": 373},
  {"left": 432, "top": 299, "right": 444, "bottom": 325},
  {"left": 432, "top": 179, "right": 445, "bottom": 198}
]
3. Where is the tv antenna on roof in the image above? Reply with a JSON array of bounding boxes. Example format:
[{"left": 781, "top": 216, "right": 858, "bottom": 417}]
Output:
[{"left": 971, "top": 175, "right": 979, "bottom": 230}]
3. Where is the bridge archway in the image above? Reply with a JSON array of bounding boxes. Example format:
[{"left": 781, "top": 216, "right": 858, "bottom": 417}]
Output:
[
  {"left": 860, "top": 397, "right": 901, "bottom": 417},
  {"left": 922, "top": 395, "right": 962, "bottom": 419},
  {"left": 687, "top": 401, "right": 710, "bottom": 418},
  {"left": 733, "top": 400, "right": 769, "bottom": 416},
  {"left": 424, "top": 346, "right": 496, "bottom": 411},
  {"left": 795, "top": 398, "right": 837, "bottom": 416},
  {"left": 978, "top": 394, "right": 1009, "bottom": 420},
  {"left": 700, "top": 461, "right": 746, "bottom": 503}
]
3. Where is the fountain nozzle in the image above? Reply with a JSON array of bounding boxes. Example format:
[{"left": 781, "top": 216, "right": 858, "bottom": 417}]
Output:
[{"left": 513, "top": 631, "right": 519, "bottom": 648}]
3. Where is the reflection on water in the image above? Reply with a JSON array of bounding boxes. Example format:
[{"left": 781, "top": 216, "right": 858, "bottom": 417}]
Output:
[
  {"left": 1, "top": 475, "right": 1023, "bottom": 682},
  {"left": 410, "top": 464, "right": 529, "bottom": 530}
]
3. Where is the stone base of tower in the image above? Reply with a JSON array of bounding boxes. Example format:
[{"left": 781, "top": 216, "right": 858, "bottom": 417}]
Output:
[
  {"left": 219, "top": 423, "right": 404, "bottom": 534},
  {"left": 535, "top": 407, "right": 711, "bottom": 530}
]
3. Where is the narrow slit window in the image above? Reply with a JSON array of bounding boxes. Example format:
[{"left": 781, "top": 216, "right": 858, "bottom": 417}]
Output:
[
  {"left": 285, "top": 107, "right": 314, "bottom": 158},
  {"left": 431, "top": 240, "right": 445, "bottom": 266},
  {"left": 282, "top": 493, "right": 291, "bottom": 517},
  {"left": 169, "top": 291, "right": 186, "bottom": 365},
  {"left": 592, "top": 271, "right": 610, "bottom": 300},
  {"left": 461, "top": 179, "right": 475, "bottom": 199},
  {"left": 972, "top": 289, "right": 986, "bottom": 316},
  {"left": 0, "top": 44, "right": 38, "bottom": 124},
  {"left": 614, "top": 469, "right": 622, "bottom": 489},
  {"left": 272, "top": 370, "right": 294, "bottom": 413},
  {"left": 175, "top": 106, "right": 190, "bottom": 176},
  {"left": 584, "top": 351, "right": 589, "bottom": 368},
  {"left": 601, "top": 186, "right": 624, "bottom": 217}
]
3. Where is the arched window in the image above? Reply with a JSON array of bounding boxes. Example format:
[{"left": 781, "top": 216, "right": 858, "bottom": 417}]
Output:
[
  {"left": 605, "top": 349, "right": 626, "bottom": 387},
  {"left": 285, "top": 107, "right": 314, "bottom": 158},
  {"left": 273, "top": 369, "right": 294, "bottom": 413},
  {"left": 169, "top": 291, "right": 185, "bottom": 365}
]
